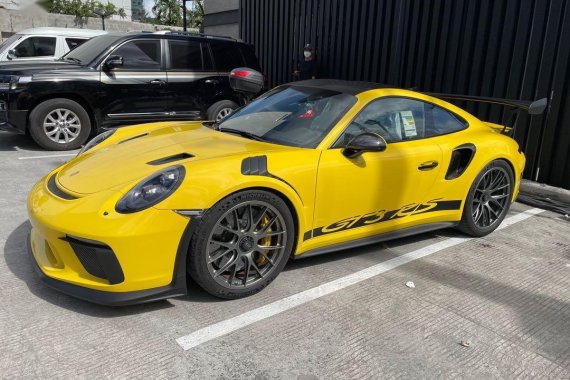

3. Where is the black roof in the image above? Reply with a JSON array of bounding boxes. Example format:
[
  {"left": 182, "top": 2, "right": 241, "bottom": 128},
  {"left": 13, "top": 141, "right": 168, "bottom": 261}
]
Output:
[{"left": 291, "top": 79, "right": 387, "bottom": 95}]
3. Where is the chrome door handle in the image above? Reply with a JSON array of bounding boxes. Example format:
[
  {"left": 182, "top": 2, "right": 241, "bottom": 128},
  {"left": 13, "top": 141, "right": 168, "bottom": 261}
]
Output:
[
  {"left": 418, "top": 161, "right": 439, "bottom": 170},
  {"left": 149, "top": 79, "right": 166, "bottom": 85},
  {"left": 205, "top": 79, "right": 219, "bottom": 84}
]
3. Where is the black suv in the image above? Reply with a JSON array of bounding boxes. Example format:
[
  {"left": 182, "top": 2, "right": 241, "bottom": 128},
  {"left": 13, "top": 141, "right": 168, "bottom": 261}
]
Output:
[{"left": 0, "top": 31, "right": 262, "bottom": 150}]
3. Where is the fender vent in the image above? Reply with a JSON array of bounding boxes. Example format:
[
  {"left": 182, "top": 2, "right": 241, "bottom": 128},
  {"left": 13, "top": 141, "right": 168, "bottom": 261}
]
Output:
[
  {"left": 241, "top": 156, "right": 269, "bottom": 175},
  {"left": 446, "top": 144, "right": 476, "bottom": 180},
  {"left": 147, "top": 153, "right": 194, "bottom": 166}
]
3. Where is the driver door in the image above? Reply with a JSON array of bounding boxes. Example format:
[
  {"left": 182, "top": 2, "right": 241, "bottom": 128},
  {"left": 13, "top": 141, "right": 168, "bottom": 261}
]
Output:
[
  {"left": 310, "top": 97, "right": 446, "bottom": 248},
  {"left": 99, "top": 38, "right": 169, "bottom": 127}
]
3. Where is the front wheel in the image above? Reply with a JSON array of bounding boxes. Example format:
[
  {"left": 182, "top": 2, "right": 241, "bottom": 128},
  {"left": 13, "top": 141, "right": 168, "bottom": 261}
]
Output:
[
  {"left": 28, "top": 98, "right": 91, "bottom": 151},
  {"left": 457, "top": 160, "right": 514, "bottom": 237},
  {"left": 188, "top": 190, "right": 295, "bottom": 299}
]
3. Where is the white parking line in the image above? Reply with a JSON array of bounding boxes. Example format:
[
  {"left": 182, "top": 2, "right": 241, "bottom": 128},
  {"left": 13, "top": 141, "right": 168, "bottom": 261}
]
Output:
[
  {"left": 176, "top": 208, "right": 545, "bottom": 350},
  {"left": 18, "top": 153, "right": 77, "bottom": 160}
]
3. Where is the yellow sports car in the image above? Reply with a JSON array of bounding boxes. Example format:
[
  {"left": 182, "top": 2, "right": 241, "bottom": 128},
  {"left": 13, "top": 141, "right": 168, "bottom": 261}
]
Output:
[{"left": 27, "top": 77, "right": 546, "bottom": 305}]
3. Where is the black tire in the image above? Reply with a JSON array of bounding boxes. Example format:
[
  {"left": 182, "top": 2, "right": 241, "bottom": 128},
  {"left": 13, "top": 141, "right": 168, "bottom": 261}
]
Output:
[
  {"left": 29, "top": 98, "right": 91, "bottom": 151},
  {"left": 188, "top": 190, "right": 295, "bottom": 299},
  {"left": 457, "top": 160, "right": 514, "bottom": 237},
  {"left": 206, "top": 100, "right": 238, "bottom": 122}
]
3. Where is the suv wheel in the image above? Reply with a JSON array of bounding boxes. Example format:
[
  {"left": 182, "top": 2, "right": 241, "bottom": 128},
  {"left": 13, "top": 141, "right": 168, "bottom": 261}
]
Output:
[
  {"left": 29, "top": 98, "right": 91, "bottom": 151},
  {"left": 207, "top": 100, "right": 238, "bottom": 122}
]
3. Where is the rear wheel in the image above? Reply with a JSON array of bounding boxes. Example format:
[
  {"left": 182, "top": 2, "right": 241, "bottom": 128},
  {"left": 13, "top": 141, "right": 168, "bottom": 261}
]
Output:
[
  {"left": 188, "top": 190, "right": 294, "bottom": 299},
  {"left": 206, "top": 100, "right": 238, "bottom": 122},
  {"left": 458, "top": 160, "right": 514, "bottom": 237},
  {"left": 29, "top": 98, "right": 91, "bottom": 151}
]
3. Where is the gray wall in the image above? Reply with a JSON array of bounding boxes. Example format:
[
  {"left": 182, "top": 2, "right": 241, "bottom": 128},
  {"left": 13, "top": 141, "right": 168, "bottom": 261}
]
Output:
[
  {"left": 204, "top": 0, "right": 239, "bottom": 39},
  {"left": 0, "top": 8, "right": 184, "bottom": 38}
]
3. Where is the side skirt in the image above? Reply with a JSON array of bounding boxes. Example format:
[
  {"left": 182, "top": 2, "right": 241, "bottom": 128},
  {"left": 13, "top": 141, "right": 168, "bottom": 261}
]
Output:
[{"left": 293, "top": 222, "right": 458, "bottom": 260}]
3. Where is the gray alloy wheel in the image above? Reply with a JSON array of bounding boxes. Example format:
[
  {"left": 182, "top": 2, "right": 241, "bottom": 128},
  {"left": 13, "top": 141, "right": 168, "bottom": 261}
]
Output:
[
  {"left": 215, "top": 107, "right": 234, "bottom": 122},
  {"left": 43, "top": 108, "right": 82, "bottom": 144},
  {"left": 206, "top": 200, "right": 287, "bottom": 289},
  {"left": 471, "top": 166, "right": 511, "bottom": 228}
]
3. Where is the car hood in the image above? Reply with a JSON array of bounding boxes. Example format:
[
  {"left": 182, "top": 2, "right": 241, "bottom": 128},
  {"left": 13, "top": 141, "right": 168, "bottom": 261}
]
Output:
[
  {"left": 0, "top": 60, "right": 82, "bottom": 75},
  {"left": 56, "top": 122, "right": 292, "bottom": 194}
]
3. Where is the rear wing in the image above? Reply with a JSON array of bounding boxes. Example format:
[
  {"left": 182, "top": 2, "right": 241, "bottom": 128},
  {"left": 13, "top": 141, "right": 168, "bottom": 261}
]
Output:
[{"left": 426, "top": 93, "right": 548, "bottom": 135}]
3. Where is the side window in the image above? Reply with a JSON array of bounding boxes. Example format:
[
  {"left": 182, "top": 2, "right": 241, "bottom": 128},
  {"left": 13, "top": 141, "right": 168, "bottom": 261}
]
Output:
[
  {"left": 168, "top": 40, "right": 203, "bottom": 70},
  {"left": 425, "top": 104, "right": 467, "bottom": 137},
  {"left": 112, "top": 40, "right": 161, "bottom": 70},
  {"left": 65, "top": 38, "right": 88, "bottom": 51},
  {"left": 210, "top": 41, "right": 246, "bottom": 71},
  {"left": 14, "top": 37, "right": 56, "bottom": 57},
  {"left": 240, "top": 45, "right": 262, "bottom": 71},
  {"left": 335, "top": 98, "right": 427, "bottom": 147}
]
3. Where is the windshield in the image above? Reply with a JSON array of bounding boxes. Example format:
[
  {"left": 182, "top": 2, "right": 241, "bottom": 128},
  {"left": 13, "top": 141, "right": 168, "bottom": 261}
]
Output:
[
  {"left": 60, "top": 34, "right": 123, "bottom": 65},
  {"left": 0, "top": 34, "right": 22, "bottom": 51},
  {"left": 218, "top": 86, "right": 356, "bottom": 148}
]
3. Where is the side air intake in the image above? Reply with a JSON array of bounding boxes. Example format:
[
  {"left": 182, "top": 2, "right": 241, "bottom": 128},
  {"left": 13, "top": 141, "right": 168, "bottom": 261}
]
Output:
[{"left": 446, "top": 144, "right": 476, "bottom": 180}]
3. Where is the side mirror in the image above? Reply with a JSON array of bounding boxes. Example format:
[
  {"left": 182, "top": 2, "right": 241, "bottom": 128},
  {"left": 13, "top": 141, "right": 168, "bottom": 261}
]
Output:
[
  {"left": 229, "top": 67, "right": 264, "bottom": 95},
  {"left": 7, "top": 49, "right": 15, "bottom": 60},
  {"left": 103, "top": 55, "right": 123, "bottom": 70},
  {"left": 342, "top": 132, "right": 387, "bottom": 158}
]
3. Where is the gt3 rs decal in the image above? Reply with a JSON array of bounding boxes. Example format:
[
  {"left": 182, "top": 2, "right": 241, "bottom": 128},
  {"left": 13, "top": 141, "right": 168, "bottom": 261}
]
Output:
[{"left": 305, "top": 199, "right": 462, "bottom": 240}]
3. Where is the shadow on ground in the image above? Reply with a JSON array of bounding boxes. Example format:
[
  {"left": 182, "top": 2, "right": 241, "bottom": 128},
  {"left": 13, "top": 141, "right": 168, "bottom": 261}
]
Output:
[
  {"left": 0, "top": 132, "right": 44, "bottom": 152},
  {"left": 4, "top": 221, "right": 174, "bottom": 317}
]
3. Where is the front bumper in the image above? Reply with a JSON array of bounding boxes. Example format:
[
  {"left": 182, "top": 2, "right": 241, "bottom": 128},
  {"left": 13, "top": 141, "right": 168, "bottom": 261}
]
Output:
[{"left": 27, "top": 175, "right": 195, "bottom": 306}]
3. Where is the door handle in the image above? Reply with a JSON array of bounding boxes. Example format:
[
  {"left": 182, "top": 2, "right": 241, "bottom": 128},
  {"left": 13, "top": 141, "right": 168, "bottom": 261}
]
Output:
[
  {"left": 149, "top": 79, "right": 166, "bottom": 86},
  {"left": 205, "top": 79, "right": 219, "bottom": 84},
  {"left": 418, "top": 161, "right": 439, "bottom": 170}
]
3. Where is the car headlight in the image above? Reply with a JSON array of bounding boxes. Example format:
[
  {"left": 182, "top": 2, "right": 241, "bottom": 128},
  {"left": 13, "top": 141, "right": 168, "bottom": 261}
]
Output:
[
  {"left": 78, "top": 130, "right": 116, "bottom": 155},
  {"left": 115, "top": 166, "right": 185, "bottom": 213}
]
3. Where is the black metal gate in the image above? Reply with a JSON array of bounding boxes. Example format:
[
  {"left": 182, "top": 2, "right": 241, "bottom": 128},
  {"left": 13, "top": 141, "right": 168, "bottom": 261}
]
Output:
[{"left": 240, "top": 0, "right": 570, "bottom": 189}]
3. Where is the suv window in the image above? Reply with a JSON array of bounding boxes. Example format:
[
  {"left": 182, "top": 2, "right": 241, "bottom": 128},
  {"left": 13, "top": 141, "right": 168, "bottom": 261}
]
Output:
[
  {"left": 168, "top": 40, "right": 203, "bottom": 70},
  {"left": 65, "top": 38, "right": 88, "bottom": 51},
  {"left": 240, "top": 45, "right": 262, "bottom": 71},
  {"left": 210, "top": 41, "right": 246, "bottom": 71},
  {"left": 335, "top": 97, "right": 467, "bottom": 146},
  {"left": 14, "top": 37, "right": 56, "bottom": 57},
  {"left": 113, "top": 40, "right": 161, "bottom": 70}
]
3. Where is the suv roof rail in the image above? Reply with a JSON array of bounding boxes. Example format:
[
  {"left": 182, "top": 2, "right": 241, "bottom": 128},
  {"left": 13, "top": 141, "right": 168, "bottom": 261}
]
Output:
[{"left": 153, "top": 30, "right": 239, "bottom": 41}]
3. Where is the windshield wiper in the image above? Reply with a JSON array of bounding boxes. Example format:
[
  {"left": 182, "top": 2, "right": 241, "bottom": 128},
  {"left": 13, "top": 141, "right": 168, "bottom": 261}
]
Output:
[{"left": 218, "top": 127, "right": 266, "bottom": 142}]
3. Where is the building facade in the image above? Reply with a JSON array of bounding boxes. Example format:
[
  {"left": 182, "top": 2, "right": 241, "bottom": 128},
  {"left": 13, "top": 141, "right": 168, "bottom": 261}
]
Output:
[{"left": 239, "top": 0, "right": 570, "bottom": 190}]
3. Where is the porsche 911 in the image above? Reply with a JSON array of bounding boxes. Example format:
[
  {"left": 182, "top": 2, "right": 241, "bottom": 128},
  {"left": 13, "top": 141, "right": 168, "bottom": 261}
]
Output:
[{"left": 27, "top": 75, "right": 546, "bottom": 305}]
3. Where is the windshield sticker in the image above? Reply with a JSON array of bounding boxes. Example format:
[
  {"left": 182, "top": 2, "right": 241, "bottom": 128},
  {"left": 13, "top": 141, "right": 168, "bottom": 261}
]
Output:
[{"left": 400, "top": 111, "right": 417, "bottom": 138}]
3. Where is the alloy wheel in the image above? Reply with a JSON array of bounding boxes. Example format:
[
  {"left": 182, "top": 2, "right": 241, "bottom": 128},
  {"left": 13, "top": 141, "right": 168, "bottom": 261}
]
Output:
[
  {"left": 472, "top": 167, "right": 511, "bottom": 228},
  {"left": 216, "top": 107, "right": 233, "bottom": 122},
  {"left": 43, "top": 108, "right": 82, "bottom": 144},
  {"left": 206, "top": 201, "right": 287, "bottom": 289}
]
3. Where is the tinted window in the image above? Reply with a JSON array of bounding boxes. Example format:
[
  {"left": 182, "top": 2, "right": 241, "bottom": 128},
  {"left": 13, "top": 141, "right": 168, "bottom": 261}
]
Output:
[
  {"left": 65, "top": 38, "right": 88, "bottom": 50},
  {"left": 426, "top": 104, "right": 467, "bottom": 137},
  {"left": 62, "top": 34, "right": 124, "bottom": 65},
  {"left": 219, "top": 85, "right": 356, "bottom": 148},
  {"left": 240, "top": 44, "right": 261, "bottom": 71},
  {"left": 169, "top": 40, "right": 202, "bottom": 70},
  {"left": 113, "top": 40, "right": 160, "bottom": 70},
  {"left": 14, "top": 37, "right": 56, "bottom": 57},
  {"left": 202, "top": 44, "right": 213, "bottom": 70},
  {"left": 210, "top": 41, "right": 245, "bottom": 71}
]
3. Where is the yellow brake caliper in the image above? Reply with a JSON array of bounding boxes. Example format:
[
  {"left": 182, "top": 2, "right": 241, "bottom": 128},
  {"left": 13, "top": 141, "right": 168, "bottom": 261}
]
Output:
[{"left": 257, "top": 215, "right": 272, "bottom": 266}]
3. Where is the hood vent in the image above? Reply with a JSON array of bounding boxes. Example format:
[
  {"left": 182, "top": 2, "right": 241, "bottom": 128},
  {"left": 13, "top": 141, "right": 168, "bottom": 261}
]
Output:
[{"left": 147, "top": 152, "right": 194, "bottom": 166}]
